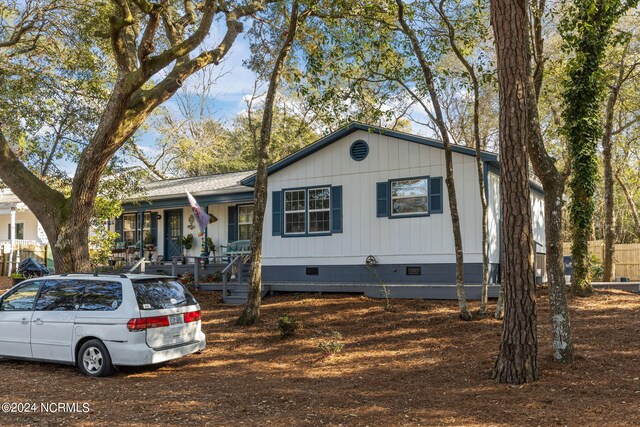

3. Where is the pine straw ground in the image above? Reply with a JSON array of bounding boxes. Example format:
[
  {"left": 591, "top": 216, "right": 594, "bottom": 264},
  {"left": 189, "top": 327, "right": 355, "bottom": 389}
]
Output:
[{"left": 0, "top": 278, "right": 639, "bottom": 427}]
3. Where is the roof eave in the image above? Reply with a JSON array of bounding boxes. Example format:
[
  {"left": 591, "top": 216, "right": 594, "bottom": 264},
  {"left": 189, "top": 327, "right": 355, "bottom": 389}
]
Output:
[{"left": 240, "top": 122, "right": 499, "bottom": 187}]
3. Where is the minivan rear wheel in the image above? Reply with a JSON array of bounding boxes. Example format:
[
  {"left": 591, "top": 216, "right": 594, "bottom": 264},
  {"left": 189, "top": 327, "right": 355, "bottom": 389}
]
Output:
[{"left": 77, "top": 339, "right": 115, "bottom": 377}]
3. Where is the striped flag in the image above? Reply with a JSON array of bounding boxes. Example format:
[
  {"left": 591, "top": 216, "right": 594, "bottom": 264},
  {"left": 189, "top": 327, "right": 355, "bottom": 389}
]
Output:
[{"left": 186, "top": 190, "right": 211, "bottom": 233}]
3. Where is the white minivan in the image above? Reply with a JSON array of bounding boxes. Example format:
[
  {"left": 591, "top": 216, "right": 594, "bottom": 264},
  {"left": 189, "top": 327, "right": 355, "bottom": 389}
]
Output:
[{"left": 0, "top": 274, "right": 206, "bottom": 377}]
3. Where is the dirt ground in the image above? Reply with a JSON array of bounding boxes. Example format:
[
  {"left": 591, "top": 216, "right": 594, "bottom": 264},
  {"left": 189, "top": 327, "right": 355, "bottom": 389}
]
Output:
[{"left": 0, "top": 279, "right": 639, "bottom": 427}]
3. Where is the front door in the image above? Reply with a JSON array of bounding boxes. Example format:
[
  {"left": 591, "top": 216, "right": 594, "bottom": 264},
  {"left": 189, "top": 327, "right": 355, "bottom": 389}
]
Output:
[
  {"left": 164, "top": 209, "right": 183, "bottom": 260},
  {"left": 0, "top": 281, "right": 41, "bottom": 358},
  {"left": 31, "top": 279, "right": 82, "bottom": 362}
]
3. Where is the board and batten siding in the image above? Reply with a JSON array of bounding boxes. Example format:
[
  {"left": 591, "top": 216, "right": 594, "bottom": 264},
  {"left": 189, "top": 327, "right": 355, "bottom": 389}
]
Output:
[
  {"left": 487, "top": 171, "right": 501, "bottom": 264},
  {"left": 262, "top": 129, "right": 485, "bottom": 266},
  {"left": 530, "top": 192, "right": 545, "bottom": 251},
  {"left": 486, "top": 171, "right": 546, "bottom": 264}
]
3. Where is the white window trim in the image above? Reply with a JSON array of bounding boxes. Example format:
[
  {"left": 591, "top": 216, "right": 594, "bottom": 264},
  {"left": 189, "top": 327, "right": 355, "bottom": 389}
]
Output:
[
  {"left": 307, "top": 187, "right": 331, "bottom": 234},
  {"left": 390, "top": 178, "right": 429, "bottom": 217},
  {"left": 284, "top": 189, "right": 306, "bottom": 235}
]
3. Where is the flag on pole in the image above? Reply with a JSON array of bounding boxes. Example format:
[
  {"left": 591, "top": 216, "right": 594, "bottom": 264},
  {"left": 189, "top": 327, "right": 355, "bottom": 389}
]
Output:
[{"left": 186, "top": 190, "right": 211, "bottom": 233}]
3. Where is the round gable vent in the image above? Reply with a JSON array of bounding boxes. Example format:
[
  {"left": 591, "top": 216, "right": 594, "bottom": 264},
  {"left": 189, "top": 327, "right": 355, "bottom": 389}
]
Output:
[{"left": 350, "top": 140, "right": 369, "bottom": 161}]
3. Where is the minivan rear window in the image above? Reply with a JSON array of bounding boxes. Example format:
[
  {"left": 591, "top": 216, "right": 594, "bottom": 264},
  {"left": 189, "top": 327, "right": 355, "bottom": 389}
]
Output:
[{"left": 132, "top": 279, "right": 197, "bottom": 310}]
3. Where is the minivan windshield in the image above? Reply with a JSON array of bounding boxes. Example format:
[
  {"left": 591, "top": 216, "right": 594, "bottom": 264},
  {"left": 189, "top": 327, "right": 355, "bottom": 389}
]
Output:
[{"left": 132, "top": 279, "right": 197, "bottom": 310}]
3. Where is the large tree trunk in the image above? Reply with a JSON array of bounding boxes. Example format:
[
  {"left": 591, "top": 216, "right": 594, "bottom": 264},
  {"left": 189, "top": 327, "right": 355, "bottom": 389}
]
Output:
[
  {"left": 525, "top": 0, "right": 574, "bottom": 363},
  {"left": 541, "top": 179, "right": 574, "bottom": 362},
  {"left": 490, "top": 0, "right": 539, "bottom": 384},
  {"left": 237, "top": 1, "right": 304, "bottom": 326},
  {"left": 616, "top": 173, "right": 640, "bottom": 239},
  {"left": 602, "top": 87, "right": 618, "bottom": 282},
  {"left": 396, "top": 0, "right": 471, "bottom": 320},
  {"left": 0, "top": 2, "right": 265, "bottom": 274}
]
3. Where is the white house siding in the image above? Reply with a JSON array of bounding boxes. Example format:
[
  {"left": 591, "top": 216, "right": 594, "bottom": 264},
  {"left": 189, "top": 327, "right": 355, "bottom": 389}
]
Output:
[
  {"left": 0, "top": 209, "right": 46, "bottom": 245},
  {"left": 487, "top": 171, "right": 546, "bottom": 275},
  {"left": 487, "top": 171, "right": 501, "bottom": 264},
  {"left": 531, "top": 192, "right": 545, "bottom": 251},
  {"left": 262, "top": 130, "right": 484, "bottom": 269}
]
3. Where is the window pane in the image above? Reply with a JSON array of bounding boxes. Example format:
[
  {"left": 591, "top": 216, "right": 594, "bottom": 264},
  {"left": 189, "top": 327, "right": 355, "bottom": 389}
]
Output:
[
  {"left": 132, "top": 279, "right": 197, "bottom": 310},
  {"left": 239, "top": 224, "right": 252, "bottom": 241},
  {"left": 392, "top": 197, "right": 429, "bottom": 214},
  {"left": 7, "top": 223, "right": 25, "bottom": 240},
  {"left": 309, "top": 211, "right": 330, "bottom": 233},
  {"left": 238, "top": 205, "right": 254, "bottom": 224},
  {"left": 285, "top": 190, "right": 305, "bottom": 211},
  {"left": 391, "top": 179, "right": 428, "bottom": 197},
  {"left": 285, "top": 212, "right": 306, "bottom": 234},
  {"left": 80, "top": 281, "right": 123, "bottom": 311},
  {"left": 1, "top": 282, "right": 41, "bottom": 311},
  {"left": 35, "top": 280, "right": 85, "bottom": 311},
  {"left": 308, "top": 188, "right": 330, "bottom": 210}
]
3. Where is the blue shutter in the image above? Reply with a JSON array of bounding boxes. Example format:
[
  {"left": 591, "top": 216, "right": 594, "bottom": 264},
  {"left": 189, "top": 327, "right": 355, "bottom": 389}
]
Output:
[
  {"left": 150, "top": 212, "right": 158, "bottom": 245},
  {"left": 272, "top": 191, "right": 282, "bottom": 236},
  {"left": 376, "top": 182, "right": 389, "bottom": 217},
  {"left": 228, "top": 206, "right": 238, "bottom": 242},
  {"left": 331, "top": 186, "right": 343, "bottom": 233},
  {"left": 430, "top": 177, "right": 443, "bottom": 214},
  {"left": 115, "top": 216, "right": 124, "bottom": 242}
]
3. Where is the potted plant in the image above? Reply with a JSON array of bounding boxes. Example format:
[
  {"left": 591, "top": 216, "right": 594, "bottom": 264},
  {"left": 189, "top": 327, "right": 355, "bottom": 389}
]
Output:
[
  {"left": 206, "top": 237, "right": 216, "bottom": 255},
  {"left": 144, "top": 232, "right": 155, "bottom": 252},
  {"left": 181, "top": 233, "right": 194, "bottom": 264},
  {"left": 10, "top": 272, "right": 25, "bottom": 286}
]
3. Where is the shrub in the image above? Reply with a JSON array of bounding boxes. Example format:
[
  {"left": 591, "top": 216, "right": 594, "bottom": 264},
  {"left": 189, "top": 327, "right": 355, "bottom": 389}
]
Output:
[
  {"left": 590, "top": 254, "right": 604, "bottom": 281},
  {"left": 278, "top": 315, "right": 299, "bottom": 339},
  {"left": 318, "top": 332, "right": 344, "bottom": 358},
  {"left": 179, "top": 272, "right": 195, "bottom": 290},
  {"left": 9, "top": 273, "right": 25, "bottom": 279}
]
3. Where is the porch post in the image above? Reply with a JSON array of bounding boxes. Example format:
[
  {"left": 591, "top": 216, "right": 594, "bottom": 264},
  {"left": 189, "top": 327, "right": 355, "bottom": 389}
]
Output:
[
  {"left": 8, "top": 206, "right": 16, "bottom": 276},
  {"left": 138, "top": 211, "right": 144, "bottom": 259},
  {"left": 200, "top": 204, "right": 209, "bottom": 262}
]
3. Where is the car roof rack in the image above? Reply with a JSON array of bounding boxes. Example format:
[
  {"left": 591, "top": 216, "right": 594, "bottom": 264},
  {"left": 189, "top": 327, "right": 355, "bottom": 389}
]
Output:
[{"left": 58, "top": 273, "right": 129, "bottom": 278}]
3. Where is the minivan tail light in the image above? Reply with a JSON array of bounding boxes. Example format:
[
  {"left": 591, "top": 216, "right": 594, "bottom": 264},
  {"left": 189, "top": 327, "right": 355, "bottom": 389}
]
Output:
[
  {"left": 184, "top": 310, "right": 201, "bottom": 323},
  {"left": 127, "top": 316, "right": 170, "bottom": 331}
]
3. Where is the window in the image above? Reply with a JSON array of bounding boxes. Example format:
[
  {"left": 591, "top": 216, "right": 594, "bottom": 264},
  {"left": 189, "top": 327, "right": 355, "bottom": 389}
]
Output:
[
  {"left": 80, "top": 281, "right": 123, "bottom": 311},
  {"left": 35, "top": 280, "right": 85, "bottom": 311},
  {"left": 122, "top": 213, "right": 151, "bottom": 245},
  {"left": 391, "top": 178, "right": 429, "bottom": 216},
  {"left": 238, "top": 205, "right": 254, "bottom": 241},
  {"left": 7, "top": 223, "right": 24, "bottom": 240},
  {"left": 284, "top": 189, "right": 306, "bottom": 234},
  {"left": 132, "top": 279, "right": 197, "bottom": 310},
  {"left": 0, "top": 282, "right": 41, "bottom": 311},
  {"left": 122, "top": 213, "right": 137, "bottom": 245},
  {"left": 308, "top": 188, "right": 330, "bottom": 233}
]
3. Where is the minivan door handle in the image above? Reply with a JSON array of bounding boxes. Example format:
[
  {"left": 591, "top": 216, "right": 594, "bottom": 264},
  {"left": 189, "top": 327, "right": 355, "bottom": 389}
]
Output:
[
  {"left": 21, "top": 318, "right": 29, "bottom": 325},
  {"left": 33, "top": 318, "right": 44, "bottom": 325}
]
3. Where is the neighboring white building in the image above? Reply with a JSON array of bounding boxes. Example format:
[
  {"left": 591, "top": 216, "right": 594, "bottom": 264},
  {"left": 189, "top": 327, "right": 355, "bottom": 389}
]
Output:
[
  {"left": 0, "top": 190, "right": 48, "bottom": 247},
  {"left": 115, "top": 123, "right": 546, "bottom": 299},
  {"left": 0, "top": 189, "right": 50, "bottom": 274}
]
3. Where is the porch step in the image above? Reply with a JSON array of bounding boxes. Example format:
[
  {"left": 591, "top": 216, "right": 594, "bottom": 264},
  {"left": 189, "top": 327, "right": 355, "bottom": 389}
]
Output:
[{"left": 222, "top": 283, "right": 269, "bottom": 305}]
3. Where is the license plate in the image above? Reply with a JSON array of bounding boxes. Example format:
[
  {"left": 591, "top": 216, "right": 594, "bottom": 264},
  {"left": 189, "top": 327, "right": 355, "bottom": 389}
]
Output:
[{"left": 169, "top": 314, "right": 183, "bottom": 325}]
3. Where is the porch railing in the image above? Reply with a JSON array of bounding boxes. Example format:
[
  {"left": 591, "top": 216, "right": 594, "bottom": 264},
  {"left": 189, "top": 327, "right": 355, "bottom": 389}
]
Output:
[
  {"left": 169, "top": 255, "right": 234, "bottom": 290},
  {"left": 221, "top": 255, "right": 244, "bottom": 297}
]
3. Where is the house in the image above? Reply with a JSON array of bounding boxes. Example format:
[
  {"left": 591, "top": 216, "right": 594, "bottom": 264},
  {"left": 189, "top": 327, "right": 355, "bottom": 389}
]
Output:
[
  {"left": 0, "top": 189, "right": 51, "bottom": 275},
  {"left": 115, "top": 122, "right": 546, "bottom": 299}
]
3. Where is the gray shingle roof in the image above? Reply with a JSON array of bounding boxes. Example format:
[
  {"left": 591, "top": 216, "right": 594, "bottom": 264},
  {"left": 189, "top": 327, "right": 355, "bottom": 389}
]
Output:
[{"left": 126, "top": 170, "right": 255, "bottom": 201}]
